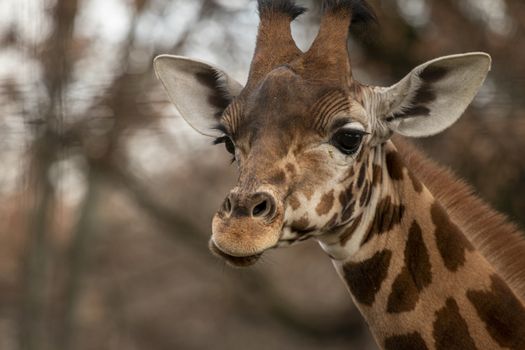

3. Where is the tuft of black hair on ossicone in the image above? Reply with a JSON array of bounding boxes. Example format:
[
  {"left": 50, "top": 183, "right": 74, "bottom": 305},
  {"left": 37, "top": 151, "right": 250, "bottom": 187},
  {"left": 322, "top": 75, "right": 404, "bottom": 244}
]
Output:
[
  {"left": 257, "top": 0, "right": 307, "bottom": 20},
  {"left": 322, "top": 0, "right": 378, "bottom": 27}
]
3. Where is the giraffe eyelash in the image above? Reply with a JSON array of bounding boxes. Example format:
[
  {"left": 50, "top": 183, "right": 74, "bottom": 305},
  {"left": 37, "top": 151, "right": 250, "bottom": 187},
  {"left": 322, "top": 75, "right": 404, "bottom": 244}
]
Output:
[
  {"left": 213, "top": 136, "right": 236, "bottom": 164},
  {"left": 212, "top": 136, "right": 228, "bottom": 146}
]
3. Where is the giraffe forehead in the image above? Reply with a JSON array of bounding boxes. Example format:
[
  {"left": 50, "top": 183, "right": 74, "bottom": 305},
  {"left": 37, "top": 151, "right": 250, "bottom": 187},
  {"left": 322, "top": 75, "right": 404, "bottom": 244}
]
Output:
[
  {"left": 225, "top": 69, "right": 368, "bottom": 139},
  {"left": 244, "top": 68, "right": 320, "bottom": 121}
]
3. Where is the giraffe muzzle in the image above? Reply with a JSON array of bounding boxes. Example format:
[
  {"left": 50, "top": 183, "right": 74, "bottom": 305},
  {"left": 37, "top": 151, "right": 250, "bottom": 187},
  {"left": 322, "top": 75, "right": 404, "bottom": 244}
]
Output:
[
  {"left": 208, "top": 240, "right": 262, "bottom": 267},
  {"left": 210, "top": 190, "right": 285, "bottom": 266}
]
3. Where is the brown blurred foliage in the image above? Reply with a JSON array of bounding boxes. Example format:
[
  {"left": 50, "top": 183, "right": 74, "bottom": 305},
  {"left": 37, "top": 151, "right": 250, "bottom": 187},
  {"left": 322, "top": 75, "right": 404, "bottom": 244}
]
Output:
[{"left": 0, "top": 1, "right": 523, "bottom": 350}]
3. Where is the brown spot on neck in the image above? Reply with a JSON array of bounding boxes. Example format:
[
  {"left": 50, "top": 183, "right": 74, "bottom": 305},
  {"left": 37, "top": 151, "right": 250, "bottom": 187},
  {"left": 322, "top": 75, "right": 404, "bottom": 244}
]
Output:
[
  {"left": 404, "top": 221, "right": 432, "bottom": 289},
  {"left": 394, "top": 137, "right": 525, "bottom": 303},
  {"left": 361, "top": 196, "right": 405, "bottom": 246},
  {"left": 467, "top": 275, "right": 525, "bottom": 349},
  {"left": 386, "top": 151, "right": 405, "bottom": 181},
  {"left": 433, "top": 298, "right": 477, "bottom": 350},
  {"left": 431, "top": 202, "right": 474, "bottom": 272},
  {"left": 384, "top": 332, "right": 429, "bottom": 350},
  {"left": 387, "top": 221, "right": 432, "bottom": 314},
  {"left": 342, "top": 250, "right": 392, "bottom": 306},
  {"left": 387, "top": 270, "right": 419, "bottom": 314}
]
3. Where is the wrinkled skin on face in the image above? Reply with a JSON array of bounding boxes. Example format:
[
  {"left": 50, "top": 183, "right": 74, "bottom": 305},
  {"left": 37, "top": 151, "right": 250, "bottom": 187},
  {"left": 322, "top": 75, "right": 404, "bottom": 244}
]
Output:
[{"left": 210, "top": 67, "right": 371, "bottom": 266}]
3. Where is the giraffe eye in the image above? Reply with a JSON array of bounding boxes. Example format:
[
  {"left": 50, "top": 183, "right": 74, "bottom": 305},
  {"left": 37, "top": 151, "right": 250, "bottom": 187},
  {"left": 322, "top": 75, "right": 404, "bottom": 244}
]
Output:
[
  {"left": 224, "top": 137, "right": 235, "bottom": 155},
  {"left": 331, "top": 129, "right": 366, "bottom": 155},
  {"left": 214, "top": 136, "right": 236, "bottom": 155}
]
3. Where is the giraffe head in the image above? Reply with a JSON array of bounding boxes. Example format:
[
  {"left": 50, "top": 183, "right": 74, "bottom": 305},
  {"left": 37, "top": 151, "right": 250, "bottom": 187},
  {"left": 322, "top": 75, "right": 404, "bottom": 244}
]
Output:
[{"left": 154, "top": 0, "right": 490, "bottom": 267}]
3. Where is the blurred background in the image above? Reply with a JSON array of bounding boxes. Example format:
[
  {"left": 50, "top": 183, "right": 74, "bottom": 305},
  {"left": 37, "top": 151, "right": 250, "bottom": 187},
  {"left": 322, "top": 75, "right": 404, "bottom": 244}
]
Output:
[{"left": 1, "top": 0, "right": 524, "bottom": 349}]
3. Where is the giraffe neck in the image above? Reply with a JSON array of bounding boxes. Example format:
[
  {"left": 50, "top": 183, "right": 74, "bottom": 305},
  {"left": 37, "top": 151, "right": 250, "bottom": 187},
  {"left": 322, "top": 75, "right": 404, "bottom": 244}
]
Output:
[{"left": 318, "top": 142, "right": 525, "bottom": 350}]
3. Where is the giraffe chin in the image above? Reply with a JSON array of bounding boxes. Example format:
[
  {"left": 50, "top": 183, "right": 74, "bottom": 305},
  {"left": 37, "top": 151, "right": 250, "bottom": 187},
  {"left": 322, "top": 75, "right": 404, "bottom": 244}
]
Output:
[{"left": 209, "top": 240, "right": 262, "bottom": 267}]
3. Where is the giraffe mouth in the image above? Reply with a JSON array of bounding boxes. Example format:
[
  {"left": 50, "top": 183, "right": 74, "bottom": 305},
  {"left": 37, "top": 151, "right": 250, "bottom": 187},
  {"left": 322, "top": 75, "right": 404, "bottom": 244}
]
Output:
[{"left": 209, "top": 241, "right": 262, "bottom": 267}]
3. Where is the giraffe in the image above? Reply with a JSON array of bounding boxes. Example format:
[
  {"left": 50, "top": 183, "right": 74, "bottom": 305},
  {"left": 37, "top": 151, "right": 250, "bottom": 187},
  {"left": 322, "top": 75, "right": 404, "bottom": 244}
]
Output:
[{"left": 154, "top": 0, "right": 525, "bottom": 348}]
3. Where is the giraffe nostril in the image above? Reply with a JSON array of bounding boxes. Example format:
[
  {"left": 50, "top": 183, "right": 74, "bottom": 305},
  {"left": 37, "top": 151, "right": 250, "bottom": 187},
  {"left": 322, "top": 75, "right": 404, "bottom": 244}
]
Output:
[
  {"left": 252, "top": 199, "right": 269, "bottom": 217},
  {"left": 224, "top": 192, "right": 276, "bottom": 219}
]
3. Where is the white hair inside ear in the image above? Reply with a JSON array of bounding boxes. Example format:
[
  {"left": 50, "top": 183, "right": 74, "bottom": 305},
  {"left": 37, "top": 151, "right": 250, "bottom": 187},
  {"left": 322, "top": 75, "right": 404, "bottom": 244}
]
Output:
[
  {"left": 154, "top": 55, "right": 244, "bottom": 138},
  {"left": 375, "top": 52, "right": 491, "bottom": 138}
]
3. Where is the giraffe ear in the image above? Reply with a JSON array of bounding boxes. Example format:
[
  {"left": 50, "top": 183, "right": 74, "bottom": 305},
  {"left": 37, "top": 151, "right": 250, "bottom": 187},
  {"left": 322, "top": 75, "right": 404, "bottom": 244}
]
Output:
[
  {"left": 154, "top": 55, "right": 244, "bottom": 137},
  {"left": 376, "top": 53, "right": 491, "bottom": 138}
]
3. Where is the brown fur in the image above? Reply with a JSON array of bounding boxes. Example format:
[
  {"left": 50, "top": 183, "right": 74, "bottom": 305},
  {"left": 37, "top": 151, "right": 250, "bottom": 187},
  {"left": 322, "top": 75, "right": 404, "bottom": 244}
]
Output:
[
  {"left": 384, "top": 332, "right": 428, "bottom": 350},
  {"left": 408, "top": 169, "right": 423, "bottom": 193},
  {"left": 290, "top": 215, "right": 313, "bottom": 233},
  {"left": 433, "top": 298, "right": 477, "bottom": 350},
  {"left": 359, "top": 180, "right": 370, "bottom": 206},
  {"left": 247, "top": 4, "right": 304, "bottom": 90},
  {"left": 342, "top": 249, "right": 392, "bottom": 306},
  {"left": 311, "top": 89, "right": 352, "bottom": 131},
  {"left": 341, "top": 201, "right": 356, "bottom": 222},
  {"left": 466, "top": 275, "right": 525, "bottom": 349},
  {"left": 387, "top": 268, "right": 421, "bottom": 314},
  {"left": 431, "top": 201, "right": 475, "bottom": 271},
  {"left": 386, "top": 151, "right": 405, "bottom": 180},
  {"left": 357, "top": 163, "right": 367, "bottom": 187},
  {"left": 288, "top": 194, "right": 300, "bottom": 210},
  {"left": 339, "top": 181, "right": 354, "bottom": 206},
  {"left": 316, "top": 189, "right": 335, "bottom": 215},
  {"left": 361, "top": 195, "right": 406, "bottom": 246},
  {"left": 386, "top": 221, "right": 432, "bottom": 313},
  {"left": 394, "top": 137, "right": 525, "bottom": 302},
  {"left": 372, "top": 164, "right": 383, "bottom": 186}
]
